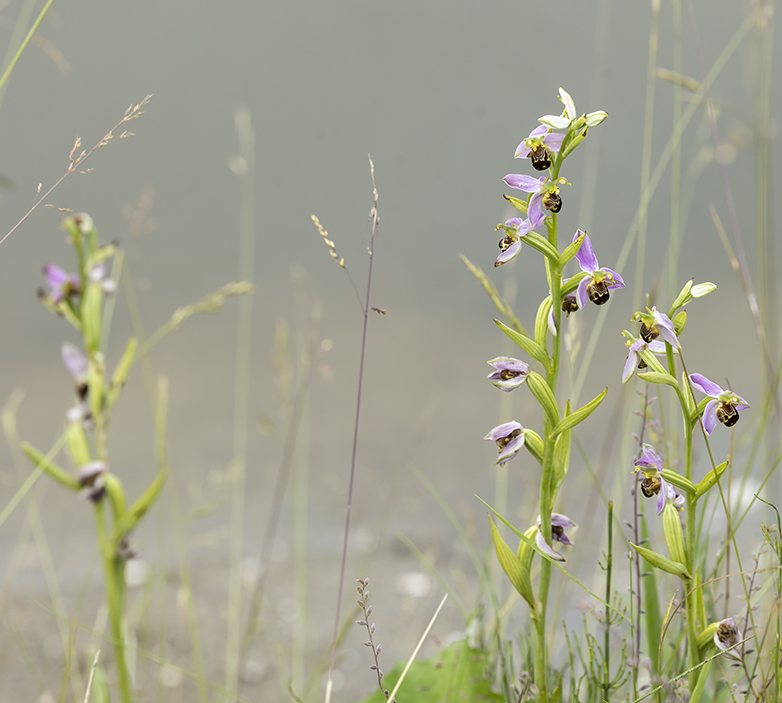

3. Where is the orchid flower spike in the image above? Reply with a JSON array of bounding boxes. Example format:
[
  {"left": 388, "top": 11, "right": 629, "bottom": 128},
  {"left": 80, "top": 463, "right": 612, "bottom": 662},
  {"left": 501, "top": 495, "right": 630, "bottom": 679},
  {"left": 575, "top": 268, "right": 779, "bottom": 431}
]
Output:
[
  {"left": 689, "top": 373, "right": 749, "bottom": 434},
  {"left": 484, "top": 421, "right": 525, "bottom": 466}
]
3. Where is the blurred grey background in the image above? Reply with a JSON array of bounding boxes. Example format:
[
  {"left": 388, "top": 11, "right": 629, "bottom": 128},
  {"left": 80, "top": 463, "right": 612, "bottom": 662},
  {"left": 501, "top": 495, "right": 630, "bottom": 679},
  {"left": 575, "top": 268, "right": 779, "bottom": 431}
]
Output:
[{"left": 0, "top": 0, "right": 778, "bottom": 700}]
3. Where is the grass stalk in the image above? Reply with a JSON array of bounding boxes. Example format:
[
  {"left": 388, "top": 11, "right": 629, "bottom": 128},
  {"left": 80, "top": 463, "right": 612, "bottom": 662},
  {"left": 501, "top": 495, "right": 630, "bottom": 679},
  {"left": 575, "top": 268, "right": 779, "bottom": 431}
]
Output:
[
  {"left": 225, "top": 107, "right": 257, "bottom": 694},
  {"left": 324, "top": 157, "right": 380, "bottom": 703}
]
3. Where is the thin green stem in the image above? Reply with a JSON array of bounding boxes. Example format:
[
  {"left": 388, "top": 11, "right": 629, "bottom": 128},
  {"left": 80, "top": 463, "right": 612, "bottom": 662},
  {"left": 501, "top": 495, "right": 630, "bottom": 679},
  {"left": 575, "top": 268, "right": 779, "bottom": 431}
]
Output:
[
  {"left": 666, "top": 344, "right": 701, "bottom": 691},
  {"left": 94, "top": 501, "right": 132, "bottom": 703},
  {"left": 0, "top": 0, "right": 56, "bottom": 95},
  {"left": 533, "top": 199, "right": 563, "bottom": 703},
  {"left": 604, "top": 501, "right": 613, "bottom": 701}
]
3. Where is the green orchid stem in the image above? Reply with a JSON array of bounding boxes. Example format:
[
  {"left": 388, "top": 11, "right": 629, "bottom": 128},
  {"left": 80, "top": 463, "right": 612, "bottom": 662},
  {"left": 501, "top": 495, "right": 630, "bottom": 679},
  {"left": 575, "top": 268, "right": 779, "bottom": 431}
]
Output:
[
  {"left": 667, "top": 344, "right": 700, "bottom": 691},
  {"left": 532, "top": 209, "right": 563, "bottom": 703},
  {"left": 94, "top": 500, "right": 132, "bottom": 703}
]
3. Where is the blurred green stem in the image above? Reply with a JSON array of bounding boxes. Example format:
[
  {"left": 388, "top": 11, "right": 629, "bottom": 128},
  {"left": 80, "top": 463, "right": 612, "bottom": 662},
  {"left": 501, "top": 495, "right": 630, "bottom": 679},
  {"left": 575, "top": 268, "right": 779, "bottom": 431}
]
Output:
[
  {"left": 668, "top": 345, "right": 700, "bottom": 691},
  {"left": 94, "top": 500, "right": 132, "bottom": 703}
]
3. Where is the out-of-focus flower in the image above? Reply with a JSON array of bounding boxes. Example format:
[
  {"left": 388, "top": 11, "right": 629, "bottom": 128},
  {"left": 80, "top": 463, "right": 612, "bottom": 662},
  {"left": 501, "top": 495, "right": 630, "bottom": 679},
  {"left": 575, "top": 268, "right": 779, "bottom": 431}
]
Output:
[
  {"left": 484, "top": 421, "right": 525, "bottom": 466},
  {"left": 622, "top": 336, "right": 666, "bottom": 383},
  {"left": 714, "top": 617, "right": 740, "bottom": 658},
  {"left": 573, "top": 231, "right": 624, "bottom": 307},
  {"left": 632, "top": 306, "right": 680, "bottom": 349},
  {"left": 43, "top": 264, "right": 81, "bottom": 303},
  {"left": 78, "top": 461, "right": 106, "bottom": 502},
  {"left": 62, "top": 343, "right": 93, "bottom": 428},
  {"left": 689, "top": 373, "right": 749, "bottom": 434},
  {"left": 514, "top": 124, "right": 565, "bottom": 171},
  {"left": 89, "top": 262, "right": 117, "bottom": 296},
  {"left": 535, "top": 513, "right": 575, "bottom": 561},
  {"left": 487, "top": 357, "right": 530, "bottom": 391}
]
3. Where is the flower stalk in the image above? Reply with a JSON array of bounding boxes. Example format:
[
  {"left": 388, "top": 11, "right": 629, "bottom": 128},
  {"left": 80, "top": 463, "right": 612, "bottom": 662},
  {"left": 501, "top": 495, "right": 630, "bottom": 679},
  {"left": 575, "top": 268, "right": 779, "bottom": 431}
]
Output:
[{"left": 484, "top": 89, "right": 613, "bottom": 701}]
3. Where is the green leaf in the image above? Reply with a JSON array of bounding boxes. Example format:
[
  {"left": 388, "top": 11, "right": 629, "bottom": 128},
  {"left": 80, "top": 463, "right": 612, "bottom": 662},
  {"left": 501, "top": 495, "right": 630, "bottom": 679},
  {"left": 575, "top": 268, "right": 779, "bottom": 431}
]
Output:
[
  {"left": 694, "top": 461, "right": 729, "bottom": 500},
  {"left": 107, "top": 337, "right": 138, "bottom": 408},
  {"left": 523, "top": 429, "right": 544, "bottom": 464},
  {"left": 558, "top": 231, "right": 585, "bottom": 268},
  {"left": 637, "top": 371, "right": 679, "bottom": 388},
  {"left": 88, "top": 353, "right": 104, "bottom": 425},
  {"left": 551, "top": 388, "right": 607, "bottom": 438},
  {"left": 489, "top": 517, "right": 536, "bottom": 609},
  {"left": 103, "top": 473, "right": 127, "bottom": 522},
  {"left": 494, "top": 319, "right": 549, "bottom": 369},
  {"left": 630, "top": 542, "right": 690, "bottom": 580},
  {"left": 551, "top": 411, "right": 571, "bottom": 499},
  {"left": 82, "top": 283, "right": 102, "bottom": 354},
  {"left": 67, "top": 422, "right": 91, "bottom": 468},
  {"left": 660, "top": 469, "right": 696, "bottom": 496},
  {"left": 358, "top": 640, "right": 504, "bottom": 703},
  {"left": 521, "top": 230, "right": 560, "bottom": 263},
  {"left": 113, "top": 466, "right": 168, "bottom": 545},
  {"left": 21, "top": 442, "right": 80, "bottom": 492},
  {"left": 527, "top": 371, "right": 560, "bottom": 426}
]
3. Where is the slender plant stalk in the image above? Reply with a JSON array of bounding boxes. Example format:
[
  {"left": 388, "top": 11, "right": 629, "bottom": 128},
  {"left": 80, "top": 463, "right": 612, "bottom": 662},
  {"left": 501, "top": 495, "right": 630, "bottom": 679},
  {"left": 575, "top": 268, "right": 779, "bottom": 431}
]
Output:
[
  {"left": 225, "top": 107, "right": 256, "bottom": 695},
  {"left": 604, "top": 500, "right": 613, "bottom": 701},
  {"left": 324, "top": 157, "right": 380, "bottom": 703}
]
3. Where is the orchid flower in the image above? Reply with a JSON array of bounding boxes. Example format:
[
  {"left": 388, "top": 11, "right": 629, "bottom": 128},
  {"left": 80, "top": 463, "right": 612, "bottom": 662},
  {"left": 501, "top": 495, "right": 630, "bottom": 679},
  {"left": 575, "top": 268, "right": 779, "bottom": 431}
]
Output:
[
  {"left": 714, "top": 617, "right": 740, "bottom": 659},
  {"left": 689, "top": 373, "right": 749, "bottom": 434},
  {"left": 503, "top": 174, "right": 568, "bottom": 222},
  {"left": 89, "top": 261, "right": 117, "bottom": 296},
  {"left": 631, "top": 306, "right": 680, "bottom": 349},
  {"left": 514, "top": 124, "right": 565, "bottom": 171},
  {"left": 633, "top": 443, "right": 672, "bottom": 515},
  {"left": 495, "top": 217, "right": 538, "bottom": 267},
  {"left": 484, "top": 421, "right": 525, "bottom": 466},
  {"left": 535, "top": 513, "right": 575, "bottom": 562},
  {"left": 547, "top": 292, "right": 579, "bottom": 337},
  {"left": 78, "top": 461, "right": 106, "bottom": 503},
  {"left": 43, "top": 264, "right": 80, "bottom": 304},
  {"left": 62, "top": 343, "right": 92, "bottom": 427},
  {"left": 487, "top": 357, "right": 530, "bottom": 391},
  {"left": 622, "top": 336, "right": 666, "bottom": 383},
  {"left": 573, "top": 231, "right": 624, "bottom": 307}
]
